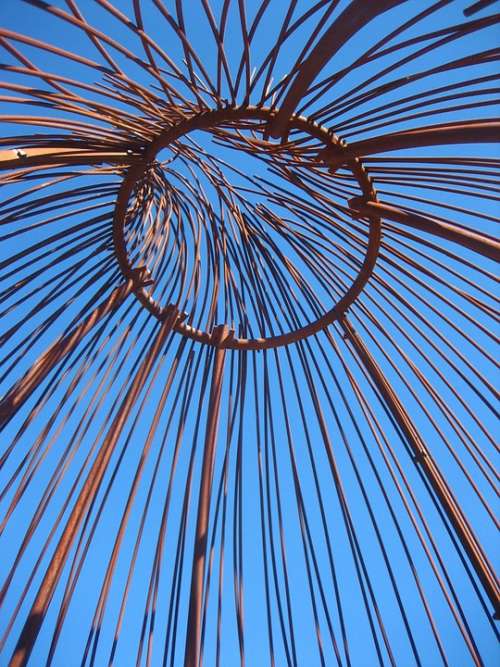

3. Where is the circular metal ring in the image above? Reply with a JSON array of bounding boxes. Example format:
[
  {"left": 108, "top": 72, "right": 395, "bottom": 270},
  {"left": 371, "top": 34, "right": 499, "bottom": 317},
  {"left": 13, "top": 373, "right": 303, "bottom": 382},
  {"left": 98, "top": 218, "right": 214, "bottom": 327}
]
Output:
[{"left": 113, "top": 106, "right": 380, "bottom": 349}]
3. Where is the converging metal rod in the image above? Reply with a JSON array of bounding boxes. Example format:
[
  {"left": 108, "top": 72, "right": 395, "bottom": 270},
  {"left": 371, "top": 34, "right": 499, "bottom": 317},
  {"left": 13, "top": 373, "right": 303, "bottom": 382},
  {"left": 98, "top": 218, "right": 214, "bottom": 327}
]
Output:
[
  {"left": 185, "top": 326, "right": 229, "bottom": 667},
  {"left": 9, "top": 309, "right": 178, "bottom": 667},
  {"left": 341, "top": 316, "right": 500, "bottom": 620},
  {"left": 0, "top": 269, "right": 150, "bottom": 433},
  {"left": 348, "top": 198, "right": 500, "bottom": 262}
]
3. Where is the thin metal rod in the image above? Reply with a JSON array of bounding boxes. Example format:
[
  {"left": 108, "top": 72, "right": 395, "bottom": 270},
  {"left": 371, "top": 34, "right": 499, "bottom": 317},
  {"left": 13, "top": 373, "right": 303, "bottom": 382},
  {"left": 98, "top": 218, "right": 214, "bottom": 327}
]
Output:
[
  {"left": 340, "top": 316, "right": 500, "bottom": 620},
  {"left": 0, "top": 270, "right": 148, "bottom": 432},
  {"left": 0, "top": 146, "right": 137, "bottom": 170},
  {"left": 185, "top": 326, "right": 229, "bottom": 667},
  {"left": 348, "top": 197, "right": 500, "bottom": 261},
  {"left": 266, "top": 0, "right": 405, "bottom": 139},
  {"left": 320, "top": 121, "right": 500, "bottom": 171},
  {"left": 464, "top": 0, "right": 498, "bottom": 17},
  {"left": 9, "top": 308, "right": 178, "bottom": 667}
]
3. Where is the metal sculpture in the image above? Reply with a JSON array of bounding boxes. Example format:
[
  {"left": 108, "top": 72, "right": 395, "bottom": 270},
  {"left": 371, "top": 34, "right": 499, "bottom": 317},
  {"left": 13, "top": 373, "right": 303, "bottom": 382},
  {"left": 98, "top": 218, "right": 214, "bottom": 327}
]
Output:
[{"left": 0, "top": 1, "right": 498, "bottom": 665}]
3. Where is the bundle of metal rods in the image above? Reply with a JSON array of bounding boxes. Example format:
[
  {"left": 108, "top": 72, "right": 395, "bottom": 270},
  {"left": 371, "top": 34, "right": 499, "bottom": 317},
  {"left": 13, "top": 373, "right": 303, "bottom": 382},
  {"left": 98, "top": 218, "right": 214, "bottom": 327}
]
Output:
[{"left": 0, "top": 1, "right": 498, "bottom": 665}]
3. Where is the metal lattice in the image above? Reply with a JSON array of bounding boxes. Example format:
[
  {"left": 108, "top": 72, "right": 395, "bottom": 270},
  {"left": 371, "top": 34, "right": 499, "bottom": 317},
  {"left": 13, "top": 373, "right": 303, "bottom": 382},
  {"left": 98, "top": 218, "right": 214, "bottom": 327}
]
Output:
[{"left": 0, "top": 1, "right": 498, "bottom": 665}]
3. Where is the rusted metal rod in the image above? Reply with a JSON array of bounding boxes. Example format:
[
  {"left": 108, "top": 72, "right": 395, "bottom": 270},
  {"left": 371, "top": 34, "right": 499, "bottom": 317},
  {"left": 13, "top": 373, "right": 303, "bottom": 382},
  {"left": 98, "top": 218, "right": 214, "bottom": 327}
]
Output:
[
  {"left": 184, "top": 326, "right": 229, "bottom": 667},
  {"left": 0, "top": 269, "right": 150, "bottom": 432},
  {"left": 340, "top": 316, "right": 500, "bottom": 620},
  {"left": 348, "top": 197, "right": 500, "bottom": 262},
  {"left": 0, "top": 146, "right": 137, "bottom": 171},
  {"left": 464, "top": 0, "right": 498, "bottom": 16},
  {"left": 9, "top": 307, "right": 178, "bottom": 667},
  {"left": 267, "top": 0, "right": 404, "bottom": 139},
  {"left": 320, "top": 122, "right": 500, "bottom": 172}
]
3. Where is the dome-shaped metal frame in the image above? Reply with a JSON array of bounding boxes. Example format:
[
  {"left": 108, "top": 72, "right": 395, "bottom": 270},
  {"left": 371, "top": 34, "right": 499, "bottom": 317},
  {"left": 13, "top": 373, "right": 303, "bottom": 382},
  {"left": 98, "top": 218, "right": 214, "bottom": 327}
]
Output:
[{"left": 0, "top": 2, "right": 498, "bottom": 666}]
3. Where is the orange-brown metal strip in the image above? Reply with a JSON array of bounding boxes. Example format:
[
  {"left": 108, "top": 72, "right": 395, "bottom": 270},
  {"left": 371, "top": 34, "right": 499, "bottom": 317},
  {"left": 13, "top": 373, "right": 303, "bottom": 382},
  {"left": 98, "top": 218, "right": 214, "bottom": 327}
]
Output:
[
  {"left": 9, "top": 306, "right": 178, "bottom": 667},
  {"left": 0, "top": 272, "right": 149, "bottom": 432},
  {"left": 267, "top": 0, "right": 405, "bottom": 139},
  {"left": 111, "top": 105, "right": 381, "bottom": 349},
  {"left": 464, "top": 0, "right": 498, "bottom": 16},
  {"left": 0, "top": 146, "right": 135, "bottom": 171},
  {"left": 185, "top": 325, "right": 229, "bottom": 667},
  {"left": 340, "top": 316, "right": 500, "bottom": 621},
  {"left": 320, "top": 121, "right": 500, "bottom": 171},
  {"left": 349, "top": 197, "right": 500, "bottom": 262}
]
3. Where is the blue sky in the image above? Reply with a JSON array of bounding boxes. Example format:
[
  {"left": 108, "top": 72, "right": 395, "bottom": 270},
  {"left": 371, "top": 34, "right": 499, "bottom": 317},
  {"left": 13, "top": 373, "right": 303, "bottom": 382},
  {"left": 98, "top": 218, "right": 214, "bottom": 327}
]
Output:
[{"left": 0, "top": 1, "right": 498, "bottom": 665}]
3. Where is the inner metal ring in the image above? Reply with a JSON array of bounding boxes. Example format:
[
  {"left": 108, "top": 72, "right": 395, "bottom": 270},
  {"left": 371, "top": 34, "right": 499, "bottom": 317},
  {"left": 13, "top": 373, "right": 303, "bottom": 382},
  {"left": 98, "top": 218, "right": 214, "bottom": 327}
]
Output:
[{"left": 112, "top": 106, "right": 381, "bottom": 349}]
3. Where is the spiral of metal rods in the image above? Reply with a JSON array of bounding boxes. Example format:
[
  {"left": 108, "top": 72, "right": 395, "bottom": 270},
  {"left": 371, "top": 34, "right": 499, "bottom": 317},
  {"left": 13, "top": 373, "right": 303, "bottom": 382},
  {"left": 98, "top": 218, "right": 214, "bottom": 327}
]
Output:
[{"left": 0, "top": 1, "right": 498, "bottom": 665}]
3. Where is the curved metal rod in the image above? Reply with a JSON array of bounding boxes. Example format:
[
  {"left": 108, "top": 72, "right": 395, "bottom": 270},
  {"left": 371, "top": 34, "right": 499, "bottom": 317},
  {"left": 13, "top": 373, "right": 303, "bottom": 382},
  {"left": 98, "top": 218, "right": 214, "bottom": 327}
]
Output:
[
  {"left": 0, "top": 272, "right": 149, "bottom": 434},
  {"left": 320, "top": 121, "right": 500, "bottom": 171},
  {"left": 266, "top": 0, "right": 406, "bottom": 139},
  {"left": 112, "top": 106, "right": 381, "bottom": 349},
  {"left": 0, "top": 146, "right": 137, "bottom": 170},
  {"left": 340, "top": 315, "right": 500, "bottom": 621},
  {"left": 349, "top": 197, "right": 500, "bottom": 262},
  {"left": 9, "top": 308, "right": 179, "bottom": 667}
]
